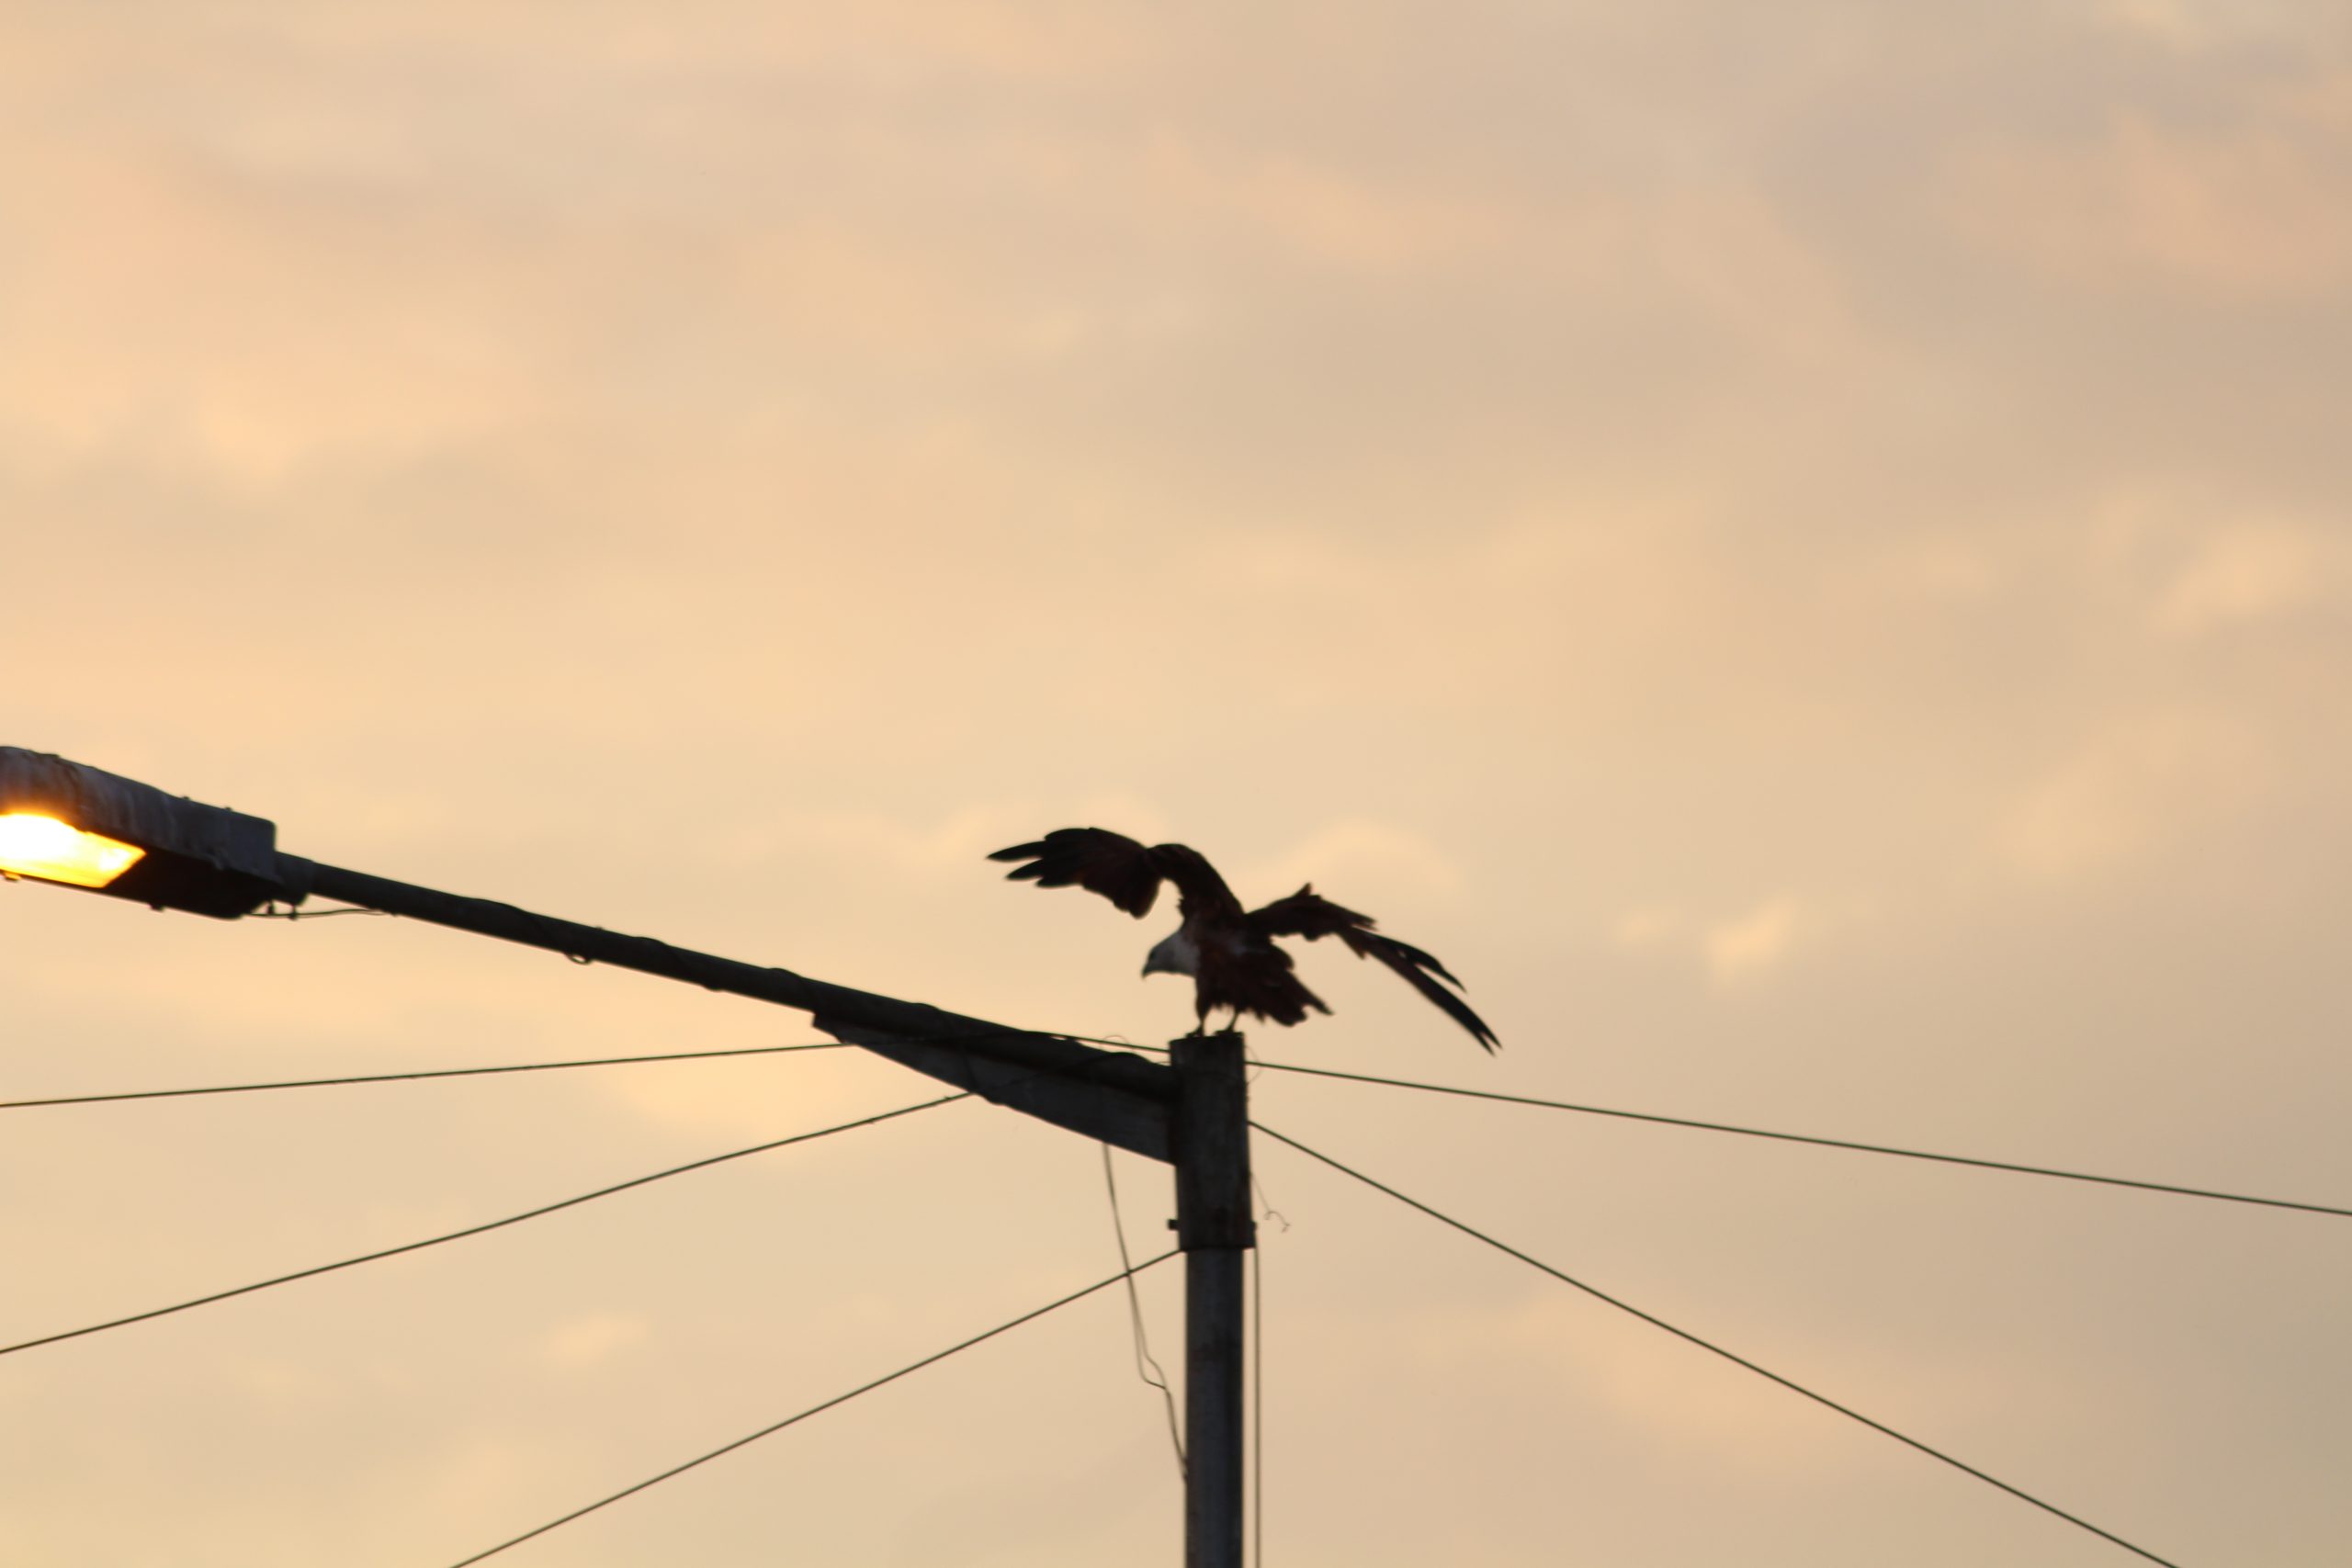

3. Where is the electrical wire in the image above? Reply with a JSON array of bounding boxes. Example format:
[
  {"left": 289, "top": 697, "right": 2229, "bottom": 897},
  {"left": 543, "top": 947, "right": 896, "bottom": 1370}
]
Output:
[
  {"left": 1253, "top": 1120, "right": 2183, "bottom": 1568},
  {"left": 0, "top": 1030, "right": 1166, "bottom": 1113},
  {"left": 1249, "top": 1168, "right": 1289, "bottom": 1568},
  {"left": 250, "top": 905, "right": 388, "bottom": 919},
  {"left": 0, "top": 1093, "right": 970, "bottom": 1359},
  {"left": 0, "top": 1043, "right": 855, "bottom": 1111},
  {"left": 444, "top": 1248, "right": 1182, "bottom": 1567},
  {"left": 1104, "top": 1037, "right": 2343, "bottom": 1219},
  {"left": 1246, "top": 1059, "right": 2351, "bottom": 1219},
  {"left": 1251, "top": 1168, "right": 1290, "bottom": 1567},
  {"left": 1102, "top": 1144, "right": 1185, "bottom": 1474}
]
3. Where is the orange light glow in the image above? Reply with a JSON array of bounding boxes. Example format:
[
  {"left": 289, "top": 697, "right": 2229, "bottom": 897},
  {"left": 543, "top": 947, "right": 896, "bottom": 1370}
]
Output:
[{"left": 0, "top": 812, "right": 146, "bottom": 888}]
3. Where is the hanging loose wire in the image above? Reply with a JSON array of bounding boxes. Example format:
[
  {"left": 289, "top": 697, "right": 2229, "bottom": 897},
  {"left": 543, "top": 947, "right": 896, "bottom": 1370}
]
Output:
[
  {"left": 1102, "top": 1143, "right": 1186, "bottom": 1475},
  {"left": 1248, "top": 1171, "right": 1288, "bottom": 1568}
]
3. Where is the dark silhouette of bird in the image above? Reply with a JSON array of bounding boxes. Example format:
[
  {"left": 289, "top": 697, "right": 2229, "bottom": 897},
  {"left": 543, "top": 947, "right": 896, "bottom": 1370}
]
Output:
[{"left": 989, "top": 828, "right": 1498, "bottom": 1051}]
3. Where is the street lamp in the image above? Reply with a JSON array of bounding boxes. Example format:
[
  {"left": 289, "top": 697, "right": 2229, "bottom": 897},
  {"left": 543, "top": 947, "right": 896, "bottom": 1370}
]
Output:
[
  {"left": 0, "top": 743, "right": 1246, "bottom": 1568},
  {"left": 0, "top": 748, "right": 303, "bottom": 917},
  {"left": 0, "top": 745, "right": 1174, "bottom": 1137}
]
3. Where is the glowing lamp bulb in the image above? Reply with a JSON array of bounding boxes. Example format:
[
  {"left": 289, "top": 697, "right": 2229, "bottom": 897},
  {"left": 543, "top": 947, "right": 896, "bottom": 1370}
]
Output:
[{"left": 0, "top": 813, "right": 147, "bottom": 888}]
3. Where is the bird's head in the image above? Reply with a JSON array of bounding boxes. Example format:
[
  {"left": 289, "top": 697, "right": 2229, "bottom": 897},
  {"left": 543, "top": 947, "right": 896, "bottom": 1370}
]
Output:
[{"left": 1141, "top": 928, "right": 1198, "bottom": 978}]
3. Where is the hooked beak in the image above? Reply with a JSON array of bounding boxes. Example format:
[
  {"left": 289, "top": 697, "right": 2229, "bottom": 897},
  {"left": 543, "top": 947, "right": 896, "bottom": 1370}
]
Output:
[{"left": 1141, "top": 929, "right": 1193, "bottom": 979}]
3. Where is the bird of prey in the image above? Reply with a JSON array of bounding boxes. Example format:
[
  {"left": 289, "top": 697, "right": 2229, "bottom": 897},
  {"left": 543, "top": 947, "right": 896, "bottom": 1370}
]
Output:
[{"left": 989, "top": 828, "right": 1498, "bottom": 1051}]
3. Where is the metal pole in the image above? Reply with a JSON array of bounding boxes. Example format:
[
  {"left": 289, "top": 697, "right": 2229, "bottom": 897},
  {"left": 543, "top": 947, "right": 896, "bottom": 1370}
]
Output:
[
  {"left": 1173, "top": 1031, "right": 1252, "bottom": 1568},
  {"left": 295, "top": 859, "right": 1176, "bottom": 1156}
]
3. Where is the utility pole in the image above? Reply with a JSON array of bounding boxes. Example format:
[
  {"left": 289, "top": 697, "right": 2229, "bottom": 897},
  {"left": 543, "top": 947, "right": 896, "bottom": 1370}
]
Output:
[{"left": 1173, "top": 1031, "right": 1253, "bottom": 1568}]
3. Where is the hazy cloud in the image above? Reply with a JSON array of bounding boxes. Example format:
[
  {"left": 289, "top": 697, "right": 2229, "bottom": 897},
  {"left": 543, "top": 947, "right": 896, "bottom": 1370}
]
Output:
[
  {"left": 5, "top": 4, "right": 2347, "bottom": 1563},
  {"left": 1996, "top": 707, "right": 2271, "bottom": 880},
  {"left": 1944, "top": 108, "right": 2352, "bottom": 299},
  {"left": 537, "top": 1311, "right": 650, "bottom": 1368},
  {"left": 2154, "top": 517, "right": 2343, "bottom": 634},
  {"left": 1704, "top": 896, "right": 1809, "bottom": 985}
]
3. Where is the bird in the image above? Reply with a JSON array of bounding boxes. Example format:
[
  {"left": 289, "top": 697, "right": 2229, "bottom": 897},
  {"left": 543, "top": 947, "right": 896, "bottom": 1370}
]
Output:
[{"left": 988, "top": 827, "right": 1498, "bottom": 1052}]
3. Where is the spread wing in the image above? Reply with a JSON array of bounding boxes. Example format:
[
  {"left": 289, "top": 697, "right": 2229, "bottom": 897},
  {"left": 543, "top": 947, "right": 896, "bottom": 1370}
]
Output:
[
  {"left": 1249, "top": 886, "right": 1500, "bottom": 1052},
  {"left": 989, "top": 828, "right": 1241, "bottom": 920}
]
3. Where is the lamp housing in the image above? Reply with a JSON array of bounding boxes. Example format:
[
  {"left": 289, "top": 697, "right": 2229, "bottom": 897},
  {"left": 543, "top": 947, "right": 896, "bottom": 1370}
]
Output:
[{"left": 0, "top": 747, "right": 306, "bottom": 918}]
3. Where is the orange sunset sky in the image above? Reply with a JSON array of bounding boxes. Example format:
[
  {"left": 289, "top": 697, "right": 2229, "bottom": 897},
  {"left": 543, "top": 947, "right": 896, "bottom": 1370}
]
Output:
[{"left": 4, "top": 4, "right": 2348, "bottom": 1564}]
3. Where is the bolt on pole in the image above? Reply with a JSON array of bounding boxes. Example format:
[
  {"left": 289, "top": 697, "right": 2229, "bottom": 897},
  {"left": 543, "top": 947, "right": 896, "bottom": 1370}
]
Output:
[{"left": 1172, "top": 1031, "right": 1253, "bottom": 1568}]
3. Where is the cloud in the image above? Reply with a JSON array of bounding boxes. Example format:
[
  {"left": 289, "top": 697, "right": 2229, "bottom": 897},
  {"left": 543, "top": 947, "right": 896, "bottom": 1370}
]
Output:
[
  {"left": 1942, "top": 109, "right": 2352, "bottom": 299},
  {"left": 1363, "top": 1292, "right": 2041, "bottom": 1483},
  {"left": 1257, "top": 818, "right": 1464, "bottom": 904},
  {"left": 1996, "top": 707, "right": 2269, "bottom": 880},
  {"left": 537, "top": 1311, "right": 649, "bottom": 1368},
  {"left": 719, "top": 805, "right": 1032, "bottom": 879},
  {"left": 2097, "top": 0, "right": 2327, "bottom": 53},
  {"left": 1139, "top": 137, "right": 1523, "bottom": 276},
  {"left": 1608, "top": 896, "right": 1819, "bottom": 984},
  {"left": 2154, "top": 518, "right": 2341, "bottom": 634},
  {"left": 1643, "top": 188, "right": 1867, "bottom": 365},
  {"left": 588, "top": 1047, "right": 909, "bottom": 1141},
  {"left": 1612, "top": 906, "right": 1682, "bottom": 951},
  {"left": 1703, "top": 896, "right": 1806, "bottom": 985}
]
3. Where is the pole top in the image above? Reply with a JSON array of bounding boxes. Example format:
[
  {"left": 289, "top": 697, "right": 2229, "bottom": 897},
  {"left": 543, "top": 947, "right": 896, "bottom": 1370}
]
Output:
[{"left": 1172, "top": 1030, "right": 1254, "bottom": 1251}]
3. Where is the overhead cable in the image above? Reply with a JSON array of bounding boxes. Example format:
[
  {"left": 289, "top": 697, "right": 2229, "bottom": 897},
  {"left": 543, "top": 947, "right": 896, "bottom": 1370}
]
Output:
[
  {"left": 1, "top": 1030, "right": 1159, "bottom": 1113},
  {"left": 1247, "top": 1061, "right": 2349, "bottom": 1219},
  {"left": 0, "top": 1093, "right": 969, "bottom": 1359},
  {"left": 444, "top": 1248, "right": 1182, "bottom": 1567},
  {"left": 0, "top": 1043, "right": 854, "bottom": 1111},
  {"left": 1254, "top": 1121, "right": 2184, "bottom": 1568}
]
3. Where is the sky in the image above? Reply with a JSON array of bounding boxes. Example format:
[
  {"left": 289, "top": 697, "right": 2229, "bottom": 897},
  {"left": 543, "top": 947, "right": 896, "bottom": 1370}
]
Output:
[{"left": 3, "top": 2, "right": 2349, "bottom": 1563}]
